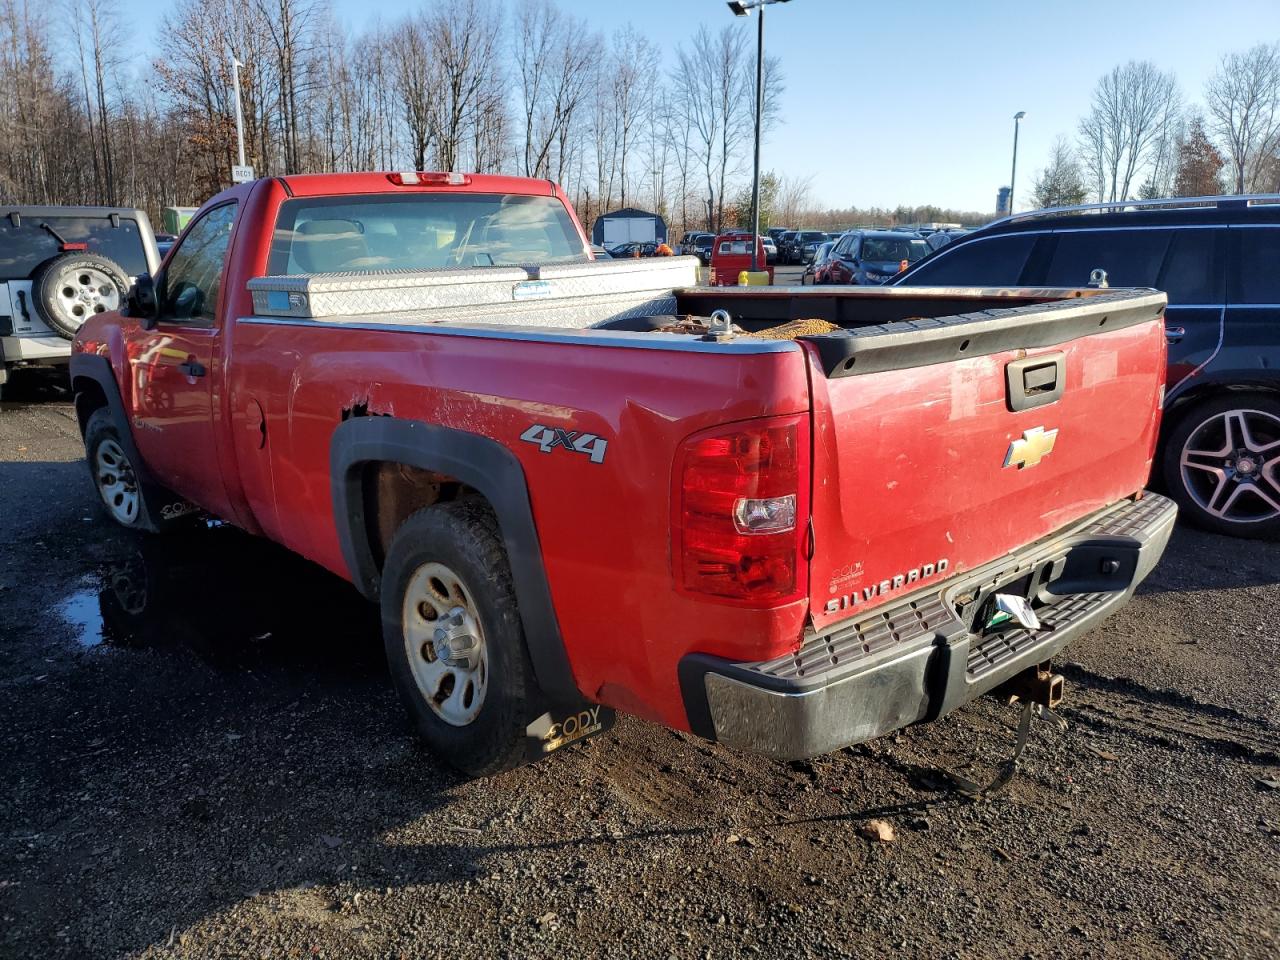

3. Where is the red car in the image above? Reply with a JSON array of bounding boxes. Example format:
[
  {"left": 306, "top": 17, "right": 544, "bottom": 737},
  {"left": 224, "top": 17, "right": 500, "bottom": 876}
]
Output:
[
  {"left": 70, "top": 171, "right": 1175, "bottom": 775},
  {"left": 709, "top": 232, "right": 773, "bottom": 286}
]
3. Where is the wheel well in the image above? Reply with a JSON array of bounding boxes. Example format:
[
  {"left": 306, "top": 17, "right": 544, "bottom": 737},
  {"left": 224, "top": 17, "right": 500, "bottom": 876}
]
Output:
[
  {"left": 72, "top": 375, "right": 108, "bottom": 437},
  {"left": 361, "top": 461, "right": 483, "bottom": 572},
  {"left": 1164, "top": 381, "right": 1280, "bottom": 435}
]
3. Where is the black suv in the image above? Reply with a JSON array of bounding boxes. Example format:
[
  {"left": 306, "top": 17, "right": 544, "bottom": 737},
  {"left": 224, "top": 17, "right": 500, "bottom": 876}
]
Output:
[
  {"left": 894, "top": 196, "right": 1280, "bottom": 539},
  {"left": 1, "top": 206, "right": 160, "bottom": 396},
  {"left": 781, "top": 230, "right": 827, "bottom": 265}
]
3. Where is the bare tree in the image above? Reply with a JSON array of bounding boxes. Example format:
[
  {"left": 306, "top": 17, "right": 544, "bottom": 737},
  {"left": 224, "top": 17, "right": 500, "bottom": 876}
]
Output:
[
  {"left": 608, "top": 25, "right": 658, "bottom": 208},
  {"left": 1205, "top": 43, "right": 1280, "bottom": 193},
  {"left": 390, "top": 14, "right": 434, "bottom": 170},
  {"left": 674, "top": 24, "right": 781, "bottom": 231},
  {"left": 1077, "top": 61, "right": 1181, "bottom": 202},
  {"left": 514, "top": 0, "right": 598, "bottom": 183},
  {"left": 428, "top": 0, "right": 503, "bottom": 171},
  {"left": 4, "top": 0, "right": 812, "bottom": 237},
  {"left": 776, "top": 172, "right": 813, "bottom": 226}
]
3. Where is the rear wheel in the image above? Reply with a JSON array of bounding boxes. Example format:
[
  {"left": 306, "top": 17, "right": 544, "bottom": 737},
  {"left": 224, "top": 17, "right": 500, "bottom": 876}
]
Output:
[
  {"left": 380, "top": 500, "right": 537, "bottom": 776},
  {"left": 1162, "top": 392, "right": 1280, "bottom": 539}
]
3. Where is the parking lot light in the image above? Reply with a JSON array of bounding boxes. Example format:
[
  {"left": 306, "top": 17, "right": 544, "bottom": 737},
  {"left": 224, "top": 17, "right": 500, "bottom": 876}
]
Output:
[
  {"left": 1009, "top": 110, "right": 1026, "bottom": 216},
  {"left": 727, "top": 0, "right": 793, "bottom": 273}
]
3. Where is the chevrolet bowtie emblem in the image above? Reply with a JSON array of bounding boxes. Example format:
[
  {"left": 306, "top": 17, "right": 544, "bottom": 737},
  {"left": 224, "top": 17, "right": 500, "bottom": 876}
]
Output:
[{"left": 1004, "top": 426, "right": 1059, "bottom": 469}]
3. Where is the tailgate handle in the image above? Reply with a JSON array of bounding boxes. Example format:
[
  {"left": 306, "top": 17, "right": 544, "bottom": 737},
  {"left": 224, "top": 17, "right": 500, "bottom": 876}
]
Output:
[{"left": 1006, "top": 353, "right": 1065, "bottom": 412}]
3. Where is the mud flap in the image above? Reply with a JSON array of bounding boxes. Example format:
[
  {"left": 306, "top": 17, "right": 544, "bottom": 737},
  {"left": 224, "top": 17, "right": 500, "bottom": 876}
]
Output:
[{"left": 523, "top": 702, "right": 616, "bottom": 761}]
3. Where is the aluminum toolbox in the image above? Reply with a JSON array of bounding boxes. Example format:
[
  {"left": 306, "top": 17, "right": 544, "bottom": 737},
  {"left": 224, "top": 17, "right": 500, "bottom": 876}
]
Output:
[{"left": 245, "top": 256, "right": 699, "bottom": 328}]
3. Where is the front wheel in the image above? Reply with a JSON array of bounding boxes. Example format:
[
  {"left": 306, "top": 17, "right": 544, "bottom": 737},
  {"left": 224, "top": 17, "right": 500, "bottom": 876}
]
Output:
[
  {"left": 1162, "top": 392, "right": 1280, "bottom": 539},
  {"left": 83, "top": 408, "right": 198, "bottom": 533},
  {"left": 380, "top": 499, "right": 538, "bottom": 776},
  {"left": 85, "top": 408, "right": 153, "bottom": 530}
]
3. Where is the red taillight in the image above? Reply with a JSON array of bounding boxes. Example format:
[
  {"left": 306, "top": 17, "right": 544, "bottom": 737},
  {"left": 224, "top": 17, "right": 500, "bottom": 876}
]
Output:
[
  {"left": 674, "top": 416, "right": 808, "bottom": 605},
  {"left": 386, "top": 171, "right": 472, "bottom": 186}
]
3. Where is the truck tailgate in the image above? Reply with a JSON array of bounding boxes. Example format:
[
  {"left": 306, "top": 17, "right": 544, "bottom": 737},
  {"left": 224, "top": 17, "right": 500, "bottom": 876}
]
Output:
[{"left": 804, "top": 292, "right": 1167, "bottom": 631}]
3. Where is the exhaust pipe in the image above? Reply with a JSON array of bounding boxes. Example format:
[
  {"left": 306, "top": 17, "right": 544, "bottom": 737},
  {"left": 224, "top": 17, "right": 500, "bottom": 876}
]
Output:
[{"left": 993, "top": 662, "right": 1064, "bottom": 709}]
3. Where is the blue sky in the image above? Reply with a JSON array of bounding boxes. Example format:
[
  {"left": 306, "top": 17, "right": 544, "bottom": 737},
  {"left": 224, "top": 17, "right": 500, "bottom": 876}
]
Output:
[{"left": 136, "top": 0, "right": 1280, "bottom": 211}]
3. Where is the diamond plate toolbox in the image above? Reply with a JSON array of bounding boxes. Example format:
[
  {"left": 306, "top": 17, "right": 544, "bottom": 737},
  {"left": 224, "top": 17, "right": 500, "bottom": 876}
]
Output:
[{"left": 245, "top": 257, "right": 700, "bottom": 328}]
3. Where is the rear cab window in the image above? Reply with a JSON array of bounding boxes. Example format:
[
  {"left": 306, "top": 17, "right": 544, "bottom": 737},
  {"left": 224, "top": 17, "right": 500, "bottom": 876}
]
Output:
[{"left": 267, "top": 193, "right": 586, "bottom": 275}]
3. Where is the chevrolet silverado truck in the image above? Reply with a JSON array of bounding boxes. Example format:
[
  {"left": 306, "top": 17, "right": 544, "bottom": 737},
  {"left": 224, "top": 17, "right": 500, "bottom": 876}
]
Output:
[{"left": 70, "top": 172, "right": 1177, "bottom": 776}]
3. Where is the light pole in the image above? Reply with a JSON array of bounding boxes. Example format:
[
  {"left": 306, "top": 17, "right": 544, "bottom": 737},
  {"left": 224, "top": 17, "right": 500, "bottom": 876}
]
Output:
[
  {"left": 231, "top": 56, "right": 247, "bottom": 170},
  {"left": 1008, "top": 110, "right": 1026, "bottom": 216},
  {"left": 728, "top": 0, "right": 792, "bottom": 274}
]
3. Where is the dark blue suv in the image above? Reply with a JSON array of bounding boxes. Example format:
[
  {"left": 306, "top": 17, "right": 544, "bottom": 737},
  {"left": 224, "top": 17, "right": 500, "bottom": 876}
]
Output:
[{"left": 894, "top": 196, "right": 1280, "bottom": 539}]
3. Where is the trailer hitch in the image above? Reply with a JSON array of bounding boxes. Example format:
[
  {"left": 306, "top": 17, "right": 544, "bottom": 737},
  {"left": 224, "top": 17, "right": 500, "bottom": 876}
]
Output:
[
  {"left": 993, "top": 662, "right": 1065, "bottom": 710},
  {"left": 930, "top": 664, "right": 1067, "bottom": 800}
]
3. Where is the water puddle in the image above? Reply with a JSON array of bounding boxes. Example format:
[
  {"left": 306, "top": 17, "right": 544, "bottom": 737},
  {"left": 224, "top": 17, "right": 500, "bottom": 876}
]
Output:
[
  {"left": 46, "top": 526, "right": 383, "bottom": 675},
  {"left": 56, "top": 583, "right": 106, "bottom": 647}
]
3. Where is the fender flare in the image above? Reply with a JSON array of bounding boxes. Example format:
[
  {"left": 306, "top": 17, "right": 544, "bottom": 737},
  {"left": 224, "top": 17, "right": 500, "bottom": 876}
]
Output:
[
  {"left": 69, "top": 353, "right": 148, "bottom": 476},
  {"left": 330, "top": 416, "right": 580, "bottom": 703},
  {"left": 1165, "top": 367, "right": 1280, "bottom": 414}
]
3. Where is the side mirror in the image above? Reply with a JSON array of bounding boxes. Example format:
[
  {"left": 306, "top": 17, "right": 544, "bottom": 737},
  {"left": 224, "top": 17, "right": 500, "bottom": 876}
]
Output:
[{"left": 128, "top": 274, "right": 158, "bottom": 329}]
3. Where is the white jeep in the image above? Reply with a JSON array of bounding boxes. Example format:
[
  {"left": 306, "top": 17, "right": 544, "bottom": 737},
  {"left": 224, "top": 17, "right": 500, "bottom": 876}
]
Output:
[{"left": 0, "top": 206, "right": 161, "bottom": 398}]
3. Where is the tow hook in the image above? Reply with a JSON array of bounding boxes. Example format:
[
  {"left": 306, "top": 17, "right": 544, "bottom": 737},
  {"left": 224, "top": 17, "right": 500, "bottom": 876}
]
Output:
[{"left": 994, "top": 662, "right": 1064, "bottom": 709}]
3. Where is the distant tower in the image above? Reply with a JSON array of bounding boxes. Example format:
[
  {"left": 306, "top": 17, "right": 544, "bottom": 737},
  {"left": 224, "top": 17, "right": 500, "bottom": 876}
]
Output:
[{"left": 996, "top": 186, "right": 1011, "bottom": 216}]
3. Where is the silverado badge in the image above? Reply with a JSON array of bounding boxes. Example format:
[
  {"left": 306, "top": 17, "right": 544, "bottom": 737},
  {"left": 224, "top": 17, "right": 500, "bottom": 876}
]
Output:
[{"left": 1004, "top": 426, "right": 1058, "bottom": 470}]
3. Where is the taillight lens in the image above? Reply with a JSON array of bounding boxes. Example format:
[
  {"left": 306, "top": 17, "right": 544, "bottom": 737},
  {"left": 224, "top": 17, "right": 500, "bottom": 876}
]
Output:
[{"left": 674, "top": 416, "right": 808, "bottom": 605}]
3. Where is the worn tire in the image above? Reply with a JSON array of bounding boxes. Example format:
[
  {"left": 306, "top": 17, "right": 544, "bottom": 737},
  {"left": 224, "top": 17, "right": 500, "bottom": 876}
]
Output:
[
  {"left": 32, "top": 252, "right": 130, "bottom": 340},
  {"left": 1161, "top": 392, "right": 1280, "bottom": 540},
  {"left": 83, "top": 408, "right": 199, "bottom": 533},
  {"left": 85, "top": 408, "right": 158, "bottom": 531},
  {"left": 380, "top": 499, "right": 537, "bottom": 776}
]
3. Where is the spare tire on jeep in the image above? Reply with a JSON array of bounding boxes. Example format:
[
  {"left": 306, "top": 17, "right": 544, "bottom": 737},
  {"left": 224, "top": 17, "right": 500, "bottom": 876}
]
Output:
[{"left": 31, "top": 252, "right": 130, "bottom": 339}]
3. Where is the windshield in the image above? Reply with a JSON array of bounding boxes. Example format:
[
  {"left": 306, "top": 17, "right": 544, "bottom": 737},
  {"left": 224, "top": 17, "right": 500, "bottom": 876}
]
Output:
[
  {"left": 799, "top": 232, "right": 826, "bottom": 242},
  {"left": 861, "top": 237, "right": 929, "bottom": 262},
  {"left": 267, "top": 193, "right": 586, "bottom": 274}
]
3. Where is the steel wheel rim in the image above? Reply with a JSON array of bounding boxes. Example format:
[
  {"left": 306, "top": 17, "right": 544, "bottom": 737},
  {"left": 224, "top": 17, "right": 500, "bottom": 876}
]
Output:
[
  {"left": 95, "top": 438, "right": 140, "bottom": 524},
  {"left": 1179, "top": 407, "right": 1280, "bottom": 524},
  {"left": 402, "top": 561, "right": 488, "bottom": 727},
  {"left": 55, "top": 267, "right": 119, "bottom": 327}
]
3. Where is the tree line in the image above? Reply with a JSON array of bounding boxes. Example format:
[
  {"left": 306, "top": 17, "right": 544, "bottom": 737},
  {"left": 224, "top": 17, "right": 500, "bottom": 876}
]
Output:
[
  {"left": 0, "top": 0, "right": 788, "bottom": 237},
  {"left": 4, "top": 0, "right": 1277, "bottom": 236},
  {"left": 1031, "top": 45, "right": 1280, "bottom": 210}
]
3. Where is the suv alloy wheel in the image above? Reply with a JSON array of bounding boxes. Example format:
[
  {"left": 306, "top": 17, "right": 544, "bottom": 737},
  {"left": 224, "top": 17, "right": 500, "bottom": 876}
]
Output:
[{"left": 1163, "top": 393, "right": 1280, "bottom": 539}]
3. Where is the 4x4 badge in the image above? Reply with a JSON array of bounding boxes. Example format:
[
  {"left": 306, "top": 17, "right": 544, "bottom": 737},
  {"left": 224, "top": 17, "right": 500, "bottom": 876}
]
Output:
[
  {"left": 1005, "top": 426, "right": 1058, "bottom": 469},
  {"left": 520, "top": 423, "right": 608, "bottom": 464}
]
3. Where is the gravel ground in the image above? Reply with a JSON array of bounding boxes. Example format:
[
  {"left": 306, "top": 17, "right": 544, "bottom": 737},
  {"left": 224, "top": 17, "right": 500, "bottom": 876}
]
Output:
[{"left": 1, "top": 372, "right": 1277, "bottom": 960}]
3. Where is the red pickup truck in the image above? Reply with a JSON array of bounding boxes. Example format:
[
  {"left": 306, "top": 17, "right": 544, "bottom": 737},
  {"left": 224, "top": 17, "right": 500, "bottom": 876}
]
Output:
[{"left": 71, "top": 172, "right": 1176, "bottom": 775}]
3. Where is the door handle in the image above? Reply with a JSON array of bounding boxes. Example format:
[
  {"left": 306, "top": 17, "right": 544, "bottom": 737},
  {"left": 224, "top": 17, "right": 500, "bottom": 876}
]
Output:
[
  {"left": 179, "top": 358, "right": 206, "bottom": 377},
  {"left": 1165, "top": 325, "right": 1186, "bottom": 343},
  {"left": 1005, "top": 352, "right": 1066, "bottom": 412}
]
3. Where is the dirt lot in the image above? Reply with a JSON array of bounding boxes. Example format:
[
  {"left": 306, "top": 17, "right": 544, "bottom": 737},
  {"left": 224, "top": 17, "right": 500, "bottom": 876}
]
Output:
[{"left": 1, "top": 374, "right": 1277, "bottom": 960}]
